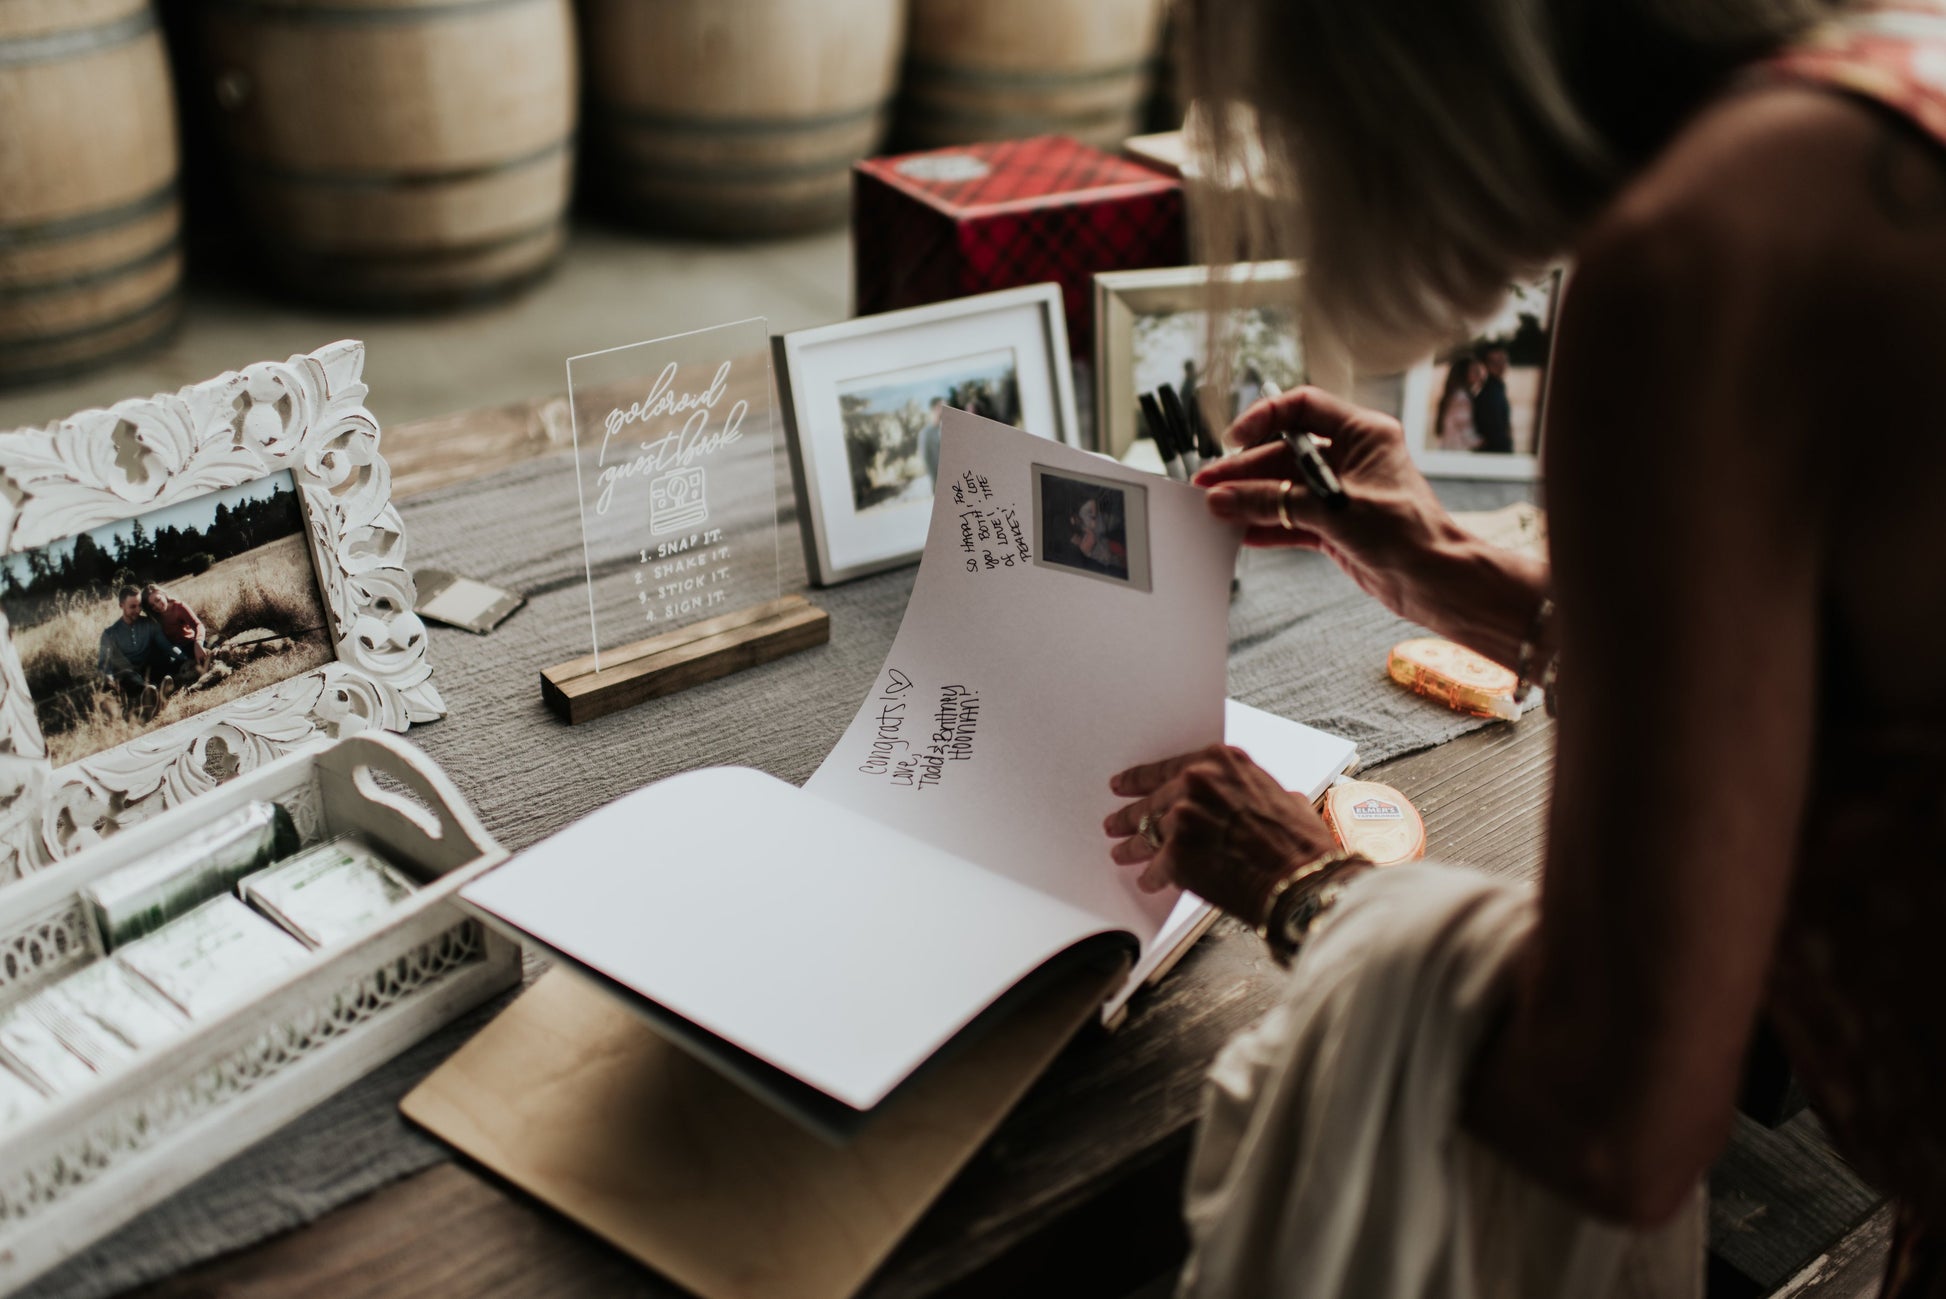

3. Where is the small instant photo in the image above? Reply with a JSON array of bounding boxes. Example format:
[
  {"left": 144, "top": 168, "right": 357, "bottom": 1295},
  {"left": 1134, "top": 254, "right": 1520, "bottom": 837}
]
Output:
[
  {"left": 414, "top": 570, "right": 525, "bottom": 636},
  {"left": 1031, "top": 465, "right": 1152, "bottom": 593}
]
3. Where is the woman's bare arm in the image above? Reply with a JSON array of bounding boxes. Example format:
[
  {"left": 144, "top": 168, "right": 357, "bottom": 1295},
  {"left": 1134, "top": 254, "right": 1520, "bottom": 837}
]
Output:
[{"left": 1462, "top": 94, "right": 1840, "bottom": 1222}]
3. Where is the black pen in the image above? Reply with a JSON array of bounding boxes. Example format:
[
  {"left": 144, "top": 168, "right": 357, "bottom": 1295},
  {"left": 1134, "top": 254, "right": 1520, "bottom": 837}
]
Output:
[
  {"left": 1139, "top": 392, "right": 1187, "bottom": 482},
  {"left": 1258, "top": 381, "right": 1348, "bottom": 512},
  {"left": 1157, "top": 383, "right": 1202, "bottom": 475},
  {"left": 1284, "top": 430, "right": 1348, "bottom": 512},
  {"left": 1195, "top": 414, "right": 1221, "bottom": 463},
  {"left": 1184, "top": 384, "right": 1220, "bottom": 461}
]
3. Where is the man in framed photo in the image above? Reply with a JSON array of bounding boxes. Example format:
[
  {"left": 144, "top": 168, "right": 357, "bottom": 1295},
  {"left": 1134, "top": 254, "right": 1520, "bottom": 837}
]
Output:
[
  {"left": 97, "top": 584, "right": 191, "bottom": 719},
  {"left": 1472, "top": 347, "right": 1514, "bottom": 454}
]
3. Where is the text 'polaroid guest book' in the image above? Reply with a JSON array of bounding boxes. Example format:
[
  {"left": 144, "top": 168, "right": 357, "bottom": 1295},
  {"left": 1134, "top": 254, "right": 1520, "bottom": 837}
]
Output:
[
  {"left": 542, "top": 319, "right": 828, "bottom": 724},
  {"left": 405, "top": 412, "right": 1357, "bottom": 1299}
]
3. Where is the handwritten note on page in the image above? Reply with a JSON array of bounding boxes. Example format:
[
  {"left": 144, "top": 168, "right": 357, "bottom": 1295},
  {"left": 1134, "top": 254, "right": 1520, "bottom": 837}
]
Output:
[{"left": 808, "top": 410, "right": 1241, "bottom": 949}]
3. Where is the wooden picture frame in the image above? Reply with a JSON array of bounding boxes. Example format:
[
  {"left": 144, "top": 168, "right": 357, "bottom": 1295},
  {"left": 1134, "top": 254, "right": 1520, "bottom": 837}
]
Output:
[
  {"left": 1093, "top": 261, "right": 1308, "bottom": 461},
  {"left": 0, "top": 340, "right": 442, "bottom": 881},
  {"left": 775, "top": 284, "right": 1080, "bottom": 587}
]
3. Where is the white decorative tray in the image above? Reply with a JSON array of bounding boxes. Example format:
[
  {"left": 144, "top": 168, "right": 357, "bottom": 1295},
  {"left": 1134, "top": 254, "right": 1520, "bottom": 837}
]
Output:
[{"left": 0, "top": 732, "right": 519, "bottom": 1294}]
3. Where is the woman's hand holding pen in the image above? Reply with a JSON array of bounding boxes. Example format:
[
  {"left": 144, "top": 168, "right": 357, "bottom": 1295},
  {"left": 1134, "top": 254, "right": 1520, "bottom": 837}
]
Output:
[
  {"left": 1196, "top": 386, "right": 1550, "bottom": 666},
  {"left": 1197, "top": 387, "right": 1458, "bottom": 616}
]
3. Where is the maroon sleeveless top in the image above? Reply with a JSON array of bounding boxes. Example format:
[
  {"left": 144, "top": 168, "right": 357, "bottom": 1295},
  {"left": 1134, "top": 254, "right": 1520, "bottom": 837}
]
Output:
[{"left": 1761, "top": 6, "right": 1946, "bottom": 1293}]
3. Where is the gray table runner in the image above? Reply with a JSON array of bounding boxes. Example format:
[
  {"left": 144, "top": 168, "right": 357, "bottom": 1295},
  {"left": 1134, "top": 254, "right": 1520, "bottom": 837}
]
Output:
[{"left": 27, "top": 454, "right": 1528, "bottom": 1299}]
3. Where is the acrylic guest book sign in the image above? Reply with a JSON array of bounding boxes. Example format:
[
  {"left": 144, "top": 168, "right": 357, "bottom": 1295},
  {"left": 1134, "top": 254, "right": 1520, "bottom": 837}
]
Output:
[
  {"left": 541, "top": 319, "right": 828, "bottom": 723},
  {"left": 468, "top": 411, "right": 1357, "bottom": 1134}
]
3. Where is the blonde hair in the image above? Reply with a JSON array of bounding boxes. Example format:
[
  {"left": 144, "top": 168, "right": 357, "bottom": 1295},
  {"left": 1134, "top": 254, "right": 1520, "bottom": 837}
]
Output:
[{"left": 1177, "top": 0, "right": 1843, "bottom": 366}]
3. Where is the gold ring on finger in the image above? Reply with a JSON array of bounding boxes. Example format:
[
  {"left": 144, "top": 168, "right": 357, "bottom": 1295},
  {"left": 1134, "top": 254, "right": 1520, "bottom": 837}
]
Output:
[
  {"left": 1137, "top": 812, "right": 1164, "bottom": 850},
  {"left": 1277, "top": 480, "right": 1299, "bottom": 530}
]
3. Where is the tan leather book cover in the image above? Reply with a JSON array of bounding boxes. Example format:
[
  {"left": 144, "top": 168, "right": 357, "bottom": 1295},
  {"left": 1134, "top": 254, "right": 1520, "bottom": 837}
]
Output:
[{"left": 400, "top": 961, "right": 1123, "bottom": 1299}]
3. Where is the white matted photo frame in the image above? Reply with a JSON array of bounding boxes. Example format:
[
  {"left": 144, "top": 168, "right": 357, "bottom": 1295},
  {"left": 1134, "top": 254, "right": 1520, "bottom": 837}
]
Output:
[
  {"left": 1093, "top": 261, "right": 1316, "bottom": 462},
  {"left": 0, "top": 340, "right": 440, "bottom": 881},
  {"left": 1398, "top": 269, "right": 1565, "bottom": 481},
  {"left": 775, "top": 283, "right": 1080, "bottom": 587}
]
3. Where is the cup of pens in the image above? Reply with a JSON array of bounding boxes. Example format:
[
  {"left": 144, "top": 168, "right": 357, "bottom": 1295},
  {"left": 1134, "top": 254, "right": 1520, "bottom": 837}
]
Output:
[{"left": 1138, "top": 384, "right": 1217, "bottom": 484}]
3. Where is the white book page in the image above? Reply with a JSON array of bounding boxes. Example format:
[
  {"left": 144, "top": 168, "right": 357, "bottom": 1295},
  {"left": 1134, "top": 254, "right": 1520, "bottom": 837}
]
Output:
[
  {"left": 808, "top": 411, "right": 1241, "bottom": 949},
  {"left": 460, "top": 767, "right": 1120, "bottom": 1111},
  {"left": 1223, "top": 699, "right": 1361, "bottom": 799}
]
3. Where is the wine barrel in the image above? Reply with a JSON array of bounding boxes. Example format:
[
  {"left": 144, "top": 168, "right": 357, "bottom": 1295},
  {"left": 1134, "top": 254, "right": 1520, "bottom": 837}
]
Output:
[
  {"left": 0, "top": 0, "right": 182, "bottom": 387},
  {"left": 197, "top": 0, "right": 577, "bottom": 309},
  {"left": 900, "top": 0, "right": 1166, "bottom": 149},
  {"left": 580, "top": 0, "right": 904, "bottom": 237}
]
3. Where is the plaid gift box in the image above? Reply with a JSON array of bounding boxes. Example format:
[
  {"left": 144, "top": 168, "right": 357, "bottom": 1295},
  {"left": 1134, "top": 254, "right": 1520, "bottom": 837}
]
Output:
[{"left": 853, "top": 135, "right": 1186, "bottom": 357}]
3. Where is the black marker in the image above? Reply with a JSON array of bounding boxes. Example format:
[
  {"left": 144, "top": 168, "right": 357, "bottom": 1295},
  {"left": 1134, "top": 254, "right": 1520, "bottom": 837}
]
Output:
[
  {"left": 1157, "top": 383, "right": 1202, "bottom": 475},
  {"left": 1259, "top": 380, "right": 1349, "bottom": 512},
  {"left": 1183, "top": 410, "right": 1214, "bottom": 460},
  {"left": 1184, "top": 385, "right": 1219, "bottom": 461},
  {"left": 1139, "top": 392, "right": 1187, "bottom": 482},
  {"left": 1282, "top": 431, "right": 1348, "bottom": 513}
]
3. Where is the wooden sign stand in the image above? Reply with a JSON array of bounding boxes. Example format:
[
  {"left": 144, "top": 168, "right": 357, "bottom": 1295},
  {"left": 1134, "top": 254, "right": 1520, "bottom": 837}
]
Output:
[{"left": 541, "top": 595, "right": 829, "bottom": 725}]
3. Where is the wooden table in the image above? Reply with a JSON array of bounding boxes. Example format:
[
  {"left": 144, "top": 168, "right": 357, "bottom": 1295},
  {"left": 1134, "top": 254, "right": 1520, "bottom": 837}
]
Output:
[{"left": 122, "top": 401, "right": 1890, "bottom": 1299}]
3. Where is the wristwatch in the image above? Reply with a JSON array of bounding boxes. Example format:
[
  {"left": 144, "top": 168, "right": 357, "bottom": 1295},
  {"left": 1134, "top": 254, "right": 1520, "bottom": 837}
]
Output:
[{"left": 1255, "top": 848, "right": 1371, "bottom": 966}]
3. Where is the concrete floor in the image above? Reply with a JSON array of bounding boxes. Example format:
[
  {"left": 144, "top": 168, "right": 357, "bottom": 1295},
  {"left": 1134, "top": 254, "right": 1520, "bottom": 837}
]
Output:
[{"left": 0, "top": 225, "right": 853, "bottom": 436}]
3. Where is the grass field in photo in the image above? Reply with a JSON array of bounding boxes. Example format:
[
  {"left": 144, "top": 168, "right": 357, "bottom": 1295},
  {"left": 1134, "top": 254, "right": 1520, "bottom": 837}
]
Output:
[{"left": 15, "top": 533, "right": 335, "bottom": 768}]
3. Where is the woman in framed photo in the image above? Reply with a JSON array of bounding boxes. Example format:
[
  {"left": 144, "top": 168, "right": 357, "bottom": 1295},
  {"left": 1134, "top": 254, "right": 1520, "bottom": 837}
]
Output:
[
  {"left": 1105, "top": 1, "right": 1946, "bottom": 1294},
  {"left": 143, "top": 583, "right": 210, "bottom": 672},
  {"left": 1434, "top": 354, "right": 1484, "bottom": 451}
]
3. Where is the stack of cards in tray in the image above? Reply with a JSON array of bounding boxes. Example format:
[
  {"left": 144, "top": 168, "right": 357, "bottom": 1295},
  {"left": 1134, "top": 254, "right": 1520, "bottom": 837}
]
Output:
[
  {"left": 87, "top": 802, "right": 297, "bottom": 947},
  {"left": 0, "top": 803, "right": 423, "bottom": 1130},
  {"left": 241, "top": 839, "right": 421, "bottom": 949}
]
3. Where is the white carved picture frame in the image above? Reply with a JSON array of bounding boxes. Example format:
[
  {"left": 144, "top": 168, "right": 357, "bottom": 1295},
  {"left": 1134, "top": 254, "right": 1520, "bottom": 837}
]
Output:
[{"left": 0, "top": 340, "right": 442, "bottom": 882}]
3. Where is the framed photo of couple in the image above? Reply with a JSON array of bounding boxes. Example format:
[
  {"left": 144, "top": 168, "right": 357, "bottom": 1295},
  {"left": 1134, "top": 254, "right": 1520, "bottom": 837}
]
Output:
[
  {"left": 1392, "top": 270, "right": 1564, "bottom": 481},
  {"left": 0, "top": 341, "right": 439, "bottom": 880}
]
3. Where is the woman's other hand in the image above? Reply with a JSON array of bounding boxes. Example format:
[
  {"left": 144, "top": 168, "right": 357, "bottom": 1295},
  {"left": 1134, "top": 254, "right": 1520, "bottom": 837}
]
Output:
[
  {"left": 1199, "top": 386, "right": 1549, "bottom": 668},
  {"left": 1104, "top": 744, "right": 1337, "bottom": 926}
]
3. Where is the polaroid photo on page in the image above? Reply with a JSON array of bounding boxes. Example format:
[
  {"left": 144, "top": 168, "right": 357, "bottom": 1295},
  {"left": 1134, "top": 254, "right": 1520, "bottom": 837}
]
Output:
[{"left": 1031, "top": 465, "right": 1153, "bottom": 592}]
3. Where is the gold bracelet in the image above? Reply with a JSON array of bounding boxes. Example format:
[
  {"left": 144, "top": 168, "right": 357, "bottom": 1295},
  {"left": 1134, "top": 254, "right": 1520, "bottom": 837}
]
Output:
[{"left": 1256, "top": 847, "right": 1370, "bottom": 965}]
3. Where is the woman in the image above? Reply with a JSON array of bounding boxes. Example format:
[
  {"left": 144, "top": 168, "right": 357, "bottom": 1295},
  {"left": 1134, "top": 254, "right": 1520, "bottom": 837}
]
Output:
[
  {"left": 142, "top": 583, "right": 209, "bottom": 672},
  {"left": 1435, "top": 355, "right": 1486, "bottom": 450},
  {"left": 1104, "top": 0, "right": 1946, "bottom": 1293},
  {"left": 1069, "top": 494, "right": 1126, "bottom": 572}
]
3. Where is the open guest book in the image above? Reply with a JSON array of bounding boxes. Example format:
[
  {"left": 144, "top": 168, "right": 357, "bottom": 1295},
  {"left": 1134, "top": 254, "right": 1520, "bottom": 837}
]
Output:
[
  {"left": 409, "top": 411, "right": 1354, "bottom": 1299},
  {"left": 457, "top": 411, "right": 1356, "bottom": 1135}
]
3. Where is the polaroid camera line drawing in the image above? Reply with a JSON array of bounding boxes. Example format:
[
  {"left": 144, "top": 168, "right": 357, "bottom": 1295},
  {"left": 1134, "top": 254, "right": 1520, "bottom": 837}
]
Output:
[{"left": 648, "top": 466, "right": 709, "bottom": 535}]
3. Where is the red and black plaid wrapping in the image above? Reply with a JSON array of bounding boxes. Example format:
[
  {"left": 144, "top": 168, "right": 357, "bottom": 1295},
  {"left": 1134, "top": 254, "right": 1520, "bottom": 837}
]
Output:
[{"left": 853, "top": 136, "right": 1186, "bottom": 356}]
